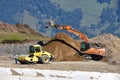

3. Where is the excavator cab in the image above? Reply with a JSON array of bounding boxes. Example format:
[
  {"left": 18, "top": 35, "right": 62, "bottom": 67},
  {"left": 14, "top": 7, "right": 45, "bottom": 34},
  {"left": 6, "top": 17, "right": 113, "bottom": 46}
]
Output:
[{"left": 80, "top": 42, "right": 90, "bottom": 51}]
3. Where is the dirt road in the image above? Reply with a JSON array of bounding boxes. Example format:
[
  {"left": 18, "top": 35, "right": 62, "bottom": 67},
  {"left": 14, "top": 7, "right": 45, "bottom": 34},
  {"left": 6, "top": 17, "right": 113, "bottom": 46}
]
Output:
[{"left": 0, "top": 57, "right": 119, "bottom": 73}]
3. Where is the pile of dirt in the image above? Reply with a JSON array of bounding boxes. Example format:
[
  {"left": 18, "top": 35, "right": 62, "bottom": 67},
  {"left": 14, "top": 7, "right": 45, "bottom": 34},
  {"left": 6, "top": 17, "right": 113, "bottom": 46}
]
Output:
[
  {"left": 43, "top": 32, "right": 84, "bottom": 61},
  {"left": 43, "top": 32, "right": 120, "bottom": 65},
  {"left": 91, "top": 34, "right": 120, "bottom": 65}
]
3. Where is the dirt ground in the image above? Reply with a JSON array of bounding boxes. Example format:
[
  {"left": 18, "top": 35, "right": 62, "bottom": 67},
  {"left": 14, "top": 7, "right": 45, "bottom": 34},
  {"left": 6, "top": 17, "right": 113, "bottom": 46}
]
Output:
[
  {"left": 0, "top": 56, "right": 119, "bottom": 73},
  {"left": 0, "top": 33, "right": 120, "bottom": 74}
]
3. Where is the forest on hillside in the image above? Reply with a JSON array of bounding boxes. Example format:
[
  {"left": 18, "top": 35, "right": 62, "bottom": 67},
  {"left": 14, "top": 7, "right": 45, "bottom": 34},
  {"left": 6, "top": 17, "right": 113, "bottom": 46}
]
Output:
[{"left": 0, "top": 0, "right": 120, "bottom": 38}]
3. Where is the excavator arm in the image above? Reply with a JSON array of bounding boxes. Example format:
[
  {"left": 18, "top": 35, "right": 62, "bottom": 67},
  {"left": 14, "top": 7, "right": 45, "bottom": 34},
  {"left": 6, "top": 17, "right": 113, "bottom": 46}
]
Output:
[
  {"left": 47, "top": 21, "right": 89, "bottom": 43},
  {"left": 47, "top": 21, "right": 106, "bottom": 57}
]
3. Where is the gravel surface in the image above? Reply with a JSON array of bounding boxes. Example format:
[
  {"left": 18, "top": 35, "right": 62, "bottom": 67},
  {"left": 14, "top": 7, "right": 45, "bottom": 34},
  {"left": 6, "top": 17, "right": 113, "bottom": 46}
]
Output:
[{"left": 0, "top": 56, "right": 119, "bottom": 73}]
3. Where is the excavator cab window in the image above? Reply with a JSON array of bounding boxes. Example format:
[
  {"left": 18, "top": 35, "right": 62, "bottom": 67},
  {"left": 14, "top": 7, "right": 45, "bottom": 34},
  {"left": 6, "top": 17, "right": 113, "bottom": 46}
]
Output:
[{"left": 80, "top": 42, "right": 90, "bottom": 51}]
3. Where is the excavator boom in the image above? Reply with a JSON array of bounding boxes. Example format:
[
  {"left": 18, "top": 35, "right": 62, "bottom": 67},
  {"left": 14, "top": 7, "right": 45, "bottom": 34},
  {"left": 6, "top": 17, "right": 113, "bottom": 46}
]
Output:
[{"left": 47, "top": 21, "right": 89, "bottom": 42}]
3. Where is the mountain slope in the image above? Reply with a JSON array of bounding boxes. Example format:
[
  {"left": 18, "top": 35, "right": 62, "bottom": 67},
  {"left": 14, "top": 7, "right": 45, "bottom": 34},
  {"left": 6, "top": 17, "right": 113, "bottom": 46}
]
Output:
[{"left": 0, "top": 0, "right": 120, "bottom": 38}]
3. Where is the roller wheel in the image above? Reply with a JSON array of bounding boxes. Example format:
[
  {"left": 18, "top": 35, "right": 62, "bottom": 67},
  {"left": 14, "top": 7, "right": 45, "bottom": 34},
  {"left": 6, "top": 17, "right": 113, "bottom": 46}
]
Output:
[{"left": 41, "top": 55, "right": 50, "bottom": 64}]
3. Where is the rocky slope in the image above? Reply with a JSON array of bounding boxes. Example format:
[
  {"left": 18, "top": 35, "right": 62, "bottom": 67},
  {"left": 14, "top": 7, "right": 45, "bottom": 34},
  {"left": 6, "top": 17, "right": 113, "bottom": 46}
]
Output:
[
  {"left": 0, "top": 22, "right": 46, "bottom": 43},
  {"left": 0, "top": 22, "right": 41, "bottom": 36},
  {"left": 0, "top": 21, "right": 43, "bottom": 55}
]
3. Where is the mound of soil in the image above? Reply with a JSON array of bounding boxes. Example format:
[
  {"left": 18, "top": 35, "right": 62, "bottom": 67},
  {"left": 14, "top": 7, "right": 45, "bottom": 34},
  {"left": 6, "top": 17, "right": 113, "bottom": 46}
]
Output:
[
  {"left": 91, "top": 34, "right": 120, "bottom": 65},
  {"left": 43, "top": 32, "right": 120, "bottom": 65},
  {"left": 43, "top": 32, "right": 84, "bottom": 61}
]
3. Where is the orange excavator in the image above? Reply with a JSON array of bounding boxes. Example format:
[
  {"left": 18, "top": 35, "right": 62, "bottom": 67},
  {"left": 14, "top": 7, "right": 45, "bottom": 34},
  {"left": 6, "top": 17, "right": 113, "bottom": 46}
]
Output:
[{"left": 47, "top": 21, "right": 106, "bottom": 60}]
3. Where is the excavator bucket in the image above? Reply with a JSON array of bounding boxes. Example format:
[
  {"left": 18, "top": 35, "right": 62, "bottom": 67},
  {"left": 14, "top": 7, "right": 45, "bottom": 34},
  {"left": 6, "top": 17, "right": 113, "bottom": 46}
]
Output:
[{"left": 46, "top": 21, "right": 56, "bottom": 28}]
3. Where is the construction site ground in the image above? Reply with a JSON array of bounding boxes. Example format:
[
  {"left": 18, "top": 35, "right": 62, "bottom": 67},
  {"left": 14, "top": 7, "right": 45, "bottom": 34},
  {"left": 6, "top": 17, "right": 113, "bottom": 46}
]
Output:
[
  {"left": 0, "top": 32, "right": 120, "bottom": 74},
  {"left": 0, "top": 22, "right": 120, "bottom": 80},
  {"left": 0, "top": 56, "right": 119, "bottom": 73}
]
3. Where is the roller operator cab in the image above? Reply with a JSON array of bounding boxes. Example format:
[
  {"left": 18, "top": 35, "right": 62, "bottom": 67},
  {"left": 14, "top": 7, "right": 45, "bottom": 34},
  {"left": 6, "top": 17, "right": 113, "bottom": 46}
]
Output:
[{"left": 18, "top": 45, "right": 54, "bottom": 64}]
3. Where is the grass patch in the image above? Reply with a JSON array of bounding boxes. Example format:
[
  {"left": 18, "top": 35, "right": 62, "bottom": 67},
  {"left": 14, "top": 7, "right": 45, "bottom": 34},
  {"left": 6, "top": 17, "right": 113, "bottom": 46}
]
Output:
[
  {"left": 0, "top": 30, "right": 50, "bottom": 43},
  {"left": 4, "top": 34, "right": 25, "bottom": 41}
]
